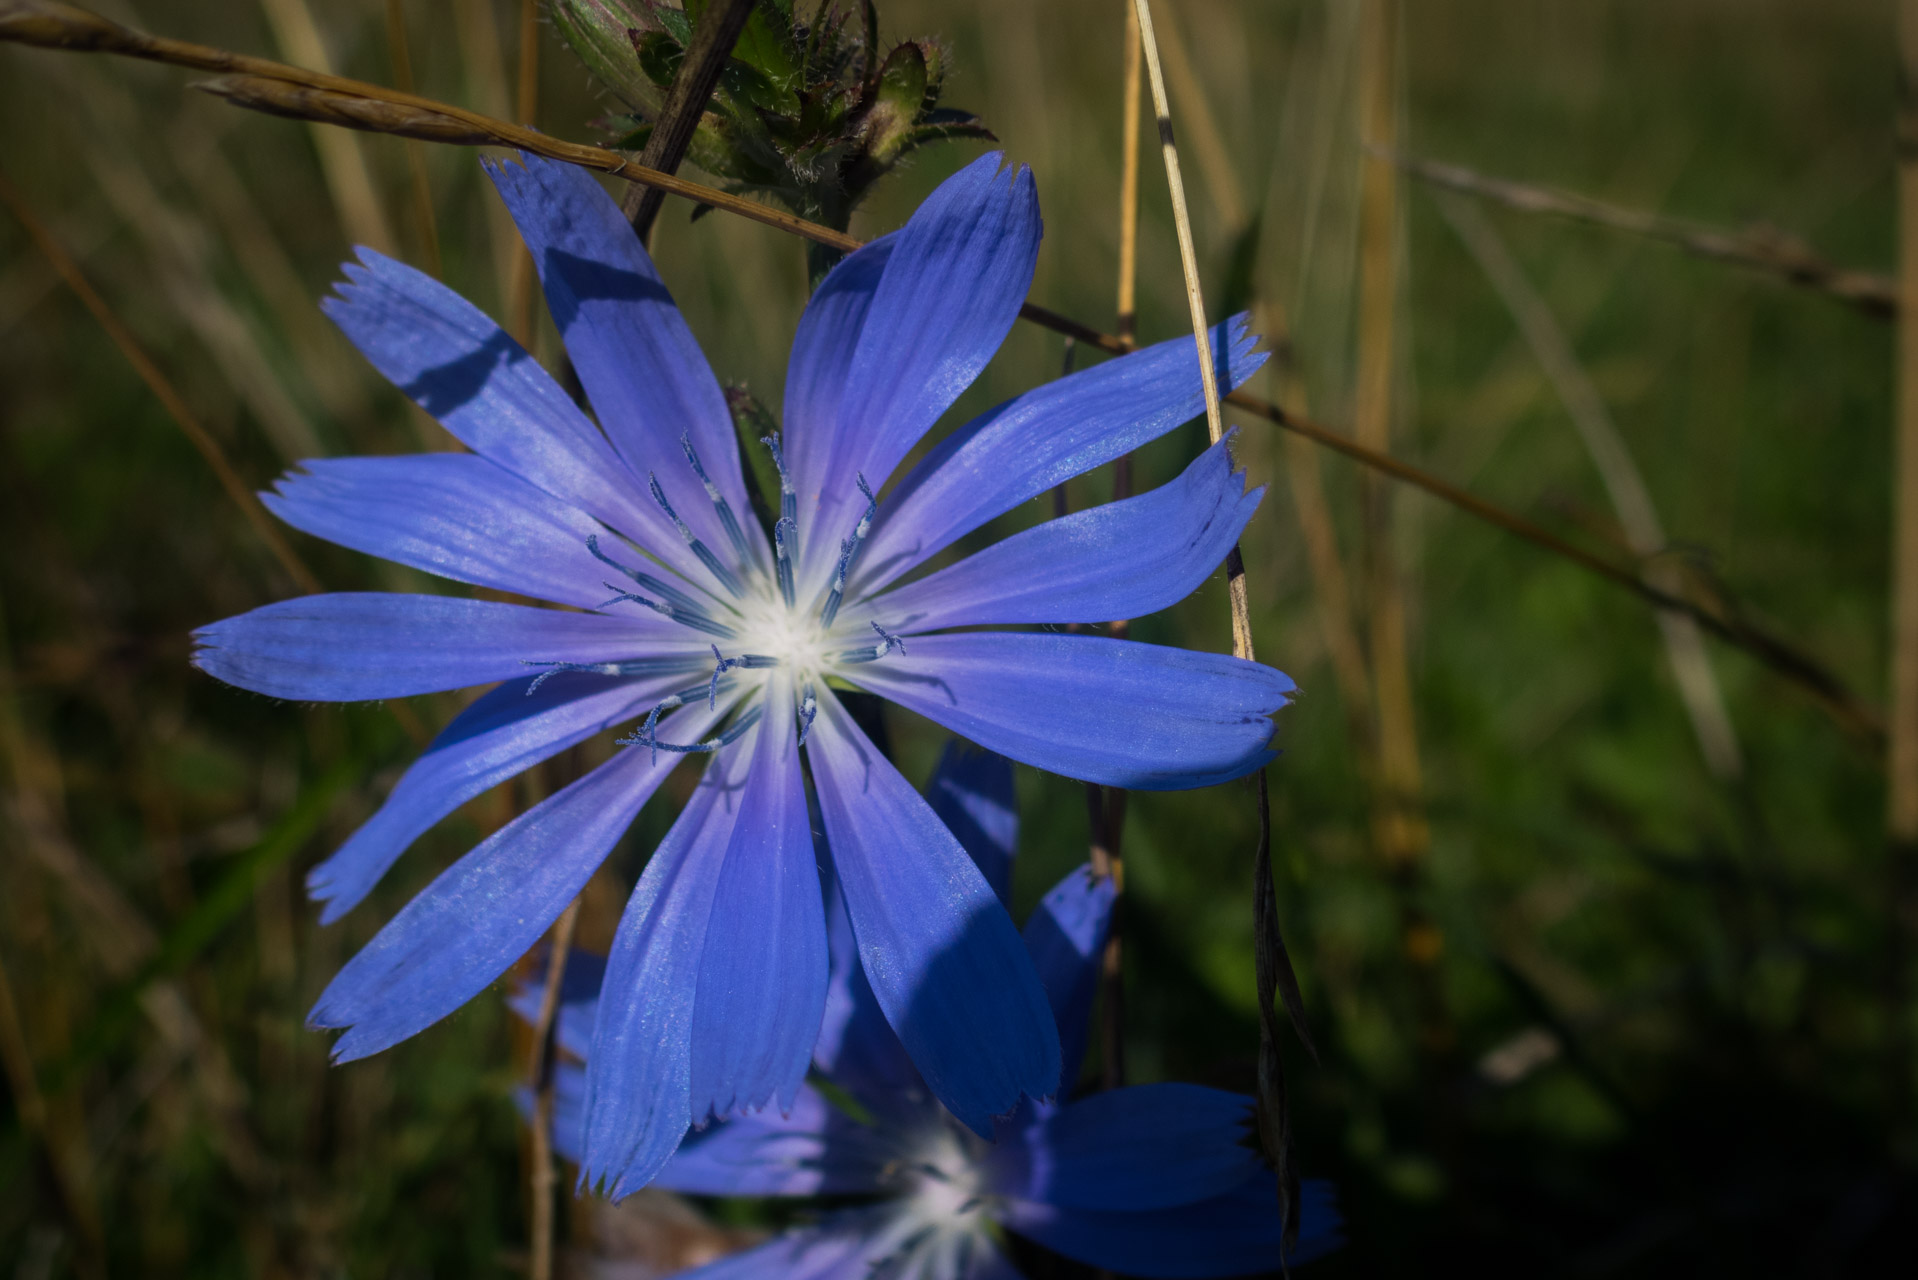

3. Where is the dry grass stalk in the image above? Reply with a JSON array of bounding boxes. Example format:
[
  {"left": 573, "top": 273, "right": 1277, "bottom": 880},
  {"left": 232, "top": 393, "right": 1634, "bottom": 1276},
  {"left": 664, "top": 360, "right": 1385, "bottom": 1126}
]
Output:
[
  {"left": 384, "top": 0, "right": 444, "bottom": 278},
  {"left": 0, "top": 166, "right": 321, "bottom": 595},
  {"left": 196, "top": 79, "right": 499, "bottom": 148},
  {"left": 1355, "top": 0, "right": 1430, "bottom": 876},
  {"left": 1397, "top": 150, "right": 1895, "bottom": 319},
  {"left": 1441, "top": 195, "right": 1745, "bottom": 780},
  {"left": 1130, "top": 0, "right": 1315, "bottom": 1243},
  {"left": 1115, "top": 0, "right": 1142, "bottom": 346},
  {"left": 0, "top": 0, "right": 1875, "bottom": 747},
  {"left": 255, "top": 0, "right": 397, "bottom": 255},
  {"left": 450, "top": 0, "right": 521, "bottom": 303},
  {"left": 1152, "top": 3, "right": 1376, "bottom": 755}
]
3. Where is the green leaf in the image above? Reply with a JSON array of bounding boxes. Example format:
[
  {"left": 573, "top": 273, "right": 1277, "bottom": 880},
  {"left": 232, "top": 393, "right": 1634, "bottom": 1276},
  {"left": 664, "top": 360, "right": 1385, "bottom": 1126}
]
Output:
[
  {"left": 730, "top": 1, "right": 801, "bottom": 91},
  {"left": 635, "top": 29, "right": 685, "bottom": 89},
  {"left": 654, "top": 2, "right": 693, "bottom": 44},
  {"left": 864, "top": 41, "right": 928, "bottom": 165}
]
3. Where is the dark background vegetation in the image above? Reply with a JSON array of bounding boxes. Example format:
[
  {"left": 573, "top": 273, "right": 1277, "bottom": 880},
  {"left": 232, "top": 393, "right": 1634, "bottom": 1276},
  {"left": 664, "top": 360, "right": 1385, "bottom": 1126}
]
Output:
[{"left": 1, "top": 0, "right": 1912, "bottom": 1274}]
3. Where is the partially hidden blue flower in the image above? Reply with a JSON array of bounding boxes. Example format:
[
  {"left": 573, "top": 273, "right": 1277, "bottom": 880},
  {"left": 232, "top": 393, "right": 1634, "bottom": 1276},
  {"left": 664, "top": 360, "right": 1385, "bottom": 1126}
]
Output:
[
  {"left": 191, "top": 149, "right": 1288, "bottom": 1194},
  {"left": 515, "top": 745, "right": 1343, "bottom": 1277}
]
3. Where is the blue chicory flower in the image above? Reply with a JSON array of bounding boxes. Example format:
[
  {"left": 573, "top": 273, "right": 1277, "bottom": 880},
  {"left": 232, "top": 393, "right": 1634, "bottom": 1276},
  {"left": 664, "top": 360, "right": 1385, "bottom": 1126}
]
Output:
[
  {"left": 191, "top": 150, "right": 1288, "bottom": 1193},
  {"left": 515, "top": 745, "right": 1343, "bottom": 1278}
]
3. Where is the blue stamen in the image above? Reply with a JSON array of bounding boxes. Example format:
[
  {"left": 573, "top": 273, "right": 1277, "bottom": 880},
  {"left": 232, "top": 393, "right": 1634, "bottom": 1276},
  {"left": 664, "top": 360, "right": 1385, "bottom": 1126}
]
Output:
[
  {"left": 818, "top": 473, "right": 877, "bottom": 629},
  {"left": 761, "top": 434, "right": 799, "bottom": 587},
  {"left": 585, "top": 535, "right": 732, "bottom": 637},
  {"left": 617, "top": 702, "right": 765, "bottom": 763},
  {"left": 773, "top": 516, "right": 797, "bottom": 608},
  {"left": 648, "top": 472, "right": 747, "bottom": 598},
  {"left": 840, "top": 621, "right": 907, "bottom": 665},
  {"left": 680, "top": 431, "right": 753, "bottom": 567},
  {"left": 796, "top": 683, "right": 817, "bottom": 747},
  {"left": 706, "top": 644, "right": 734, "bottom": 709},
  {"left": 759, "top": 432, "right": 798, "bottom": 529},
  {"left": 519, "top": 656, "right": 703, "bottom": 695}
]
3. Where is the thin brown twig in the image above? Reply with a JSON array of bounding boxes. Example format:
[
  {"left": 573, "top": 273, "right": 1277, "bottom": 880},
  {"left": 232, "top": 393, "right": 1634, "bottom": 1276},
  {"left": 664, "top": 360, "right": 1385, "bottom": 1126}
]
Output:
[
  {"left": 0, "top": 165, "right": 322, "bottom": 596},
  {"left": 1151, "top": 4, "right": 1376, "bottom": 759},
  {"left": 1394, "top": 149, "right": 1896, "bottom": 319},
  {"left": 1115, "top": 0, "right": 1142, "bottom": 346},
  {"left": 527, "top": 897, "right": 583, "bottom": 1280},
  {"left": 1131, "top": 0, "right": 1310, "bottom": 1246},
  {"left": 0, "top": 1, "right": 1877, "bottom": 751},
  {"left": 622, "top": 0, "right": 757, "bottom": 245}
]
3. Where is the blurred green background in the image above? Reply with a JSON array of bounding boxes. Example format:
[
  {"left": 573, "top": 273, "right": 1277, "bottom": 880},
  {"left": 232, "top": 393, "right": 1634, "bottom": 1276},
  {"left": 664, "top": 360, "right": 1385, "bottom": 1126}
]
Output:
[{"left": 1, "top": 0, "right": 1911, "bottom": 1274}]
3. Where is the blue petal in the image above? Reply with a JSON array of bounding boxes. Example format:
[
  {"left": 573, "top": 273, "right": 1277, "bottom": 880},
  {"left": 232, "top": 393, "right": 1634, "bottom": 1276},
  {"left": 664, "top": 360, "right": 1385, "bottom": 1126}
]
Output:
[
  {"left": 485, "top": 155, "right": 762, "bottom": 580},
  {"left": 925, "top": 742, "right": 1018, "bottom": 908},
  {"left": 507, "top": 947, "right": 606, "bottom": 1061},
  {"left": 311, "top": 672, "right": 686, "bottom": 923},
  {"left": 1020, "top": 864, "right": 1115, "bottom": 1089},
  {"left": 851, "top": 633, "right": 1295, "bottom": 789},
  {"left": 676, "top": 1211, "right": 901, "bottom": 1280},
  {"left": 856, "top": 317, "right": 1266, "bottom": 592},
  {"left": 806, "top": 690, "right": 1059, "bottom": 1137},
  {"left": 320, "top": 249, "right": 681, "bottom": 570},
  {"left": 308, "top": 706, "right": 712, "bottom": 1061},
  {"left": 690, "top": 677, "right": 829, "bottom": 1120},
  {"left": 582, "top": 731, "right": 747, "bottom": 1198},
  {"left": 263, "top": 453, "right": 679, "bottom": 612},
  {"left": 994, "top": 1175, "right": 1344, "bottom": 1277},
  {"left": 811, "top": 744, "right": 1017, "bottom": 1109},
  {"left": 982, "top": 1083, "right": 1261, "bottom": 1211},
  {"left": 813, "top": 853, "right": 927, "bottom": 1112},
  {"left": 868, "top": 436, "right": 1260, "bottom": 632},
  {"left": 193, "top": 593, "right": 702, "bottom": 701},
  {"left": 783, "top": 235, "right": 895, "bottom": 518},
  {"left": 791, "top": 154, "right": 1042, "bottom": 594},
  {"left": 656, "top": 1084, "right": 898, "bottom": 1197}
]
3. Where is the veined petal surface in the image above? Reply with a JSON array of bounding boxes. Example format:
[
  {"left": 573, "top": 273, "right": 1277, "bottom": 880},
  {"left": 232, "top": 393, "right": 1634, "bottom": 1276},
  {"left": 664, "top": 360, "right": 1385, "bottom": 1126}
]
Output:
[
  {"left": 193, "top": 593, "right": 703, "bottom": 701},
  {"left": 806, "top": 691, "right": 1058, "bottom": 1137},
  {"left": 690, "top": 675, "right": 829, "bottom": 1120},
  {"left": 263, "top": 453, "right": 639, "bottom": 611},
  {"left": 791, "top": 153, "right": 1042, "bottom": 593},
  {"left": 319, "top": 249, "right": 676, "bottom": 565},
  {"left": 310, "top": 671, "right": 684, "bottom": 923},
  {"left": 583, "top": 730, "right": 747, "bottom": 1198},
  {"left": 486, "top": 155, "right": 761, "bottom": 577},
  {"left": 869, "top": 435, "right": 1260, "bottom": 632},
  {"left": 855, "top": 317, "right": 1265, "bottom": 592},
  {"left": 850, "top": 633, "right": 1293, "bottom": 789},
  {"left": 307, "top": 702, "right": 716, "bottom": 1062}
]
